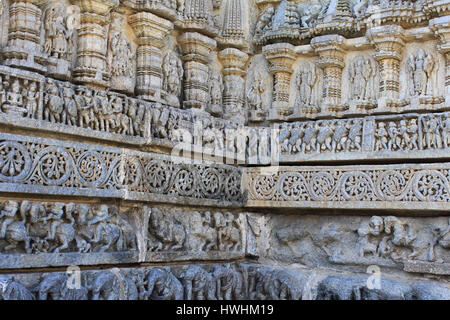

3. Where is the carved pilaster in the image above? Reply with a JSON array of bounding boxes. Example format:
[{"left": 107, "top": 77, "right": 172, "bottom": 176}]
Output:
[
  {"left": 129, "top": 12, "right": 174, "bottom": 103},
  {"left": 367, "top": 25, "right": 405, "bottom": 108},
  {"left": 72, "top": 0, "right": 119, "bottom": 88},
  {"left": 3, "top": 0, "right": 48, "bottom": 73},
  {"left": 263, "top": 43, "right": 296, "bottom": 119},
  {"left": 219, "top": 48, "right": 248, "bottom": 123},
  {"left": 430, "top": 16, "right": 450, "bottom": 102},
  {"left": 179, "top": 32, "right": 217, "bottom": 112},
  {"left": 311, "top": 34, "right": 346, "bottom": 113}
]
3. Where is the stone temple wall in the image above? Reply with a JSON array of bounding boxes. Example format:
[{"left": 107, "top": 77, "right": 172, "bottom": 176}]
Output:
[{"left": 0, "top": 0, "right": 448, "bottom": 300}]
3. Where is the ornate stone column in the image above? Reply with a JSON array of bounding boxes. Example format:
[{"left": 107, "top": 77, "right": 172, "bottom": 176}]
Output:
[
  {"left": 3, "top": 0, "right": 47, "bottom": 73},
  {"left": 129, "top": 12, "right": 174, "bottom": 102},
  {"left": 430, "top": 16, "right": 450, "bottom": 103},
  {"left": 263, "top": 43, "right": 296, "bottom": 119},
  {"left": 72, "top": 0, "right": 119, "bottom": 88},
  {"left": 311, "top": 34, "right": 346, "bottom": 113},
  {"left": 179, "top": 32, "right": 217, "bottom": 112},
  {"left": 219, "top": 48, "right": 248, "bottom": 123},
  {"left": 367, "top": 25, "right": 405, "bottom": 108}
]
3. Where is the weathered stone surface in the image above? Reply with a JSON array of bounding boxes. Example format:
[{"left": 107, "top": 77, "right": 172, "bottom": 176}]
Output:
[
  {"left": 0, "top": 0, "right": 449, "bottom": 300},
  {"left": 249, "top": 214, "right": 450, "bottom": 274}
]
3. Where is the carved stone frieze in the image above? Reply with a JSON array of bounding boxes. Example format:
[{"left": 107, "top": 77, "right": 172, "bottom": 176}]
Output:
[
  {"left": 0, "top": 0, "right": 448, "bottom": 301},
  {"left": 0, "top": 133, "right": 244, "bottom": 206},
  {"left": 246, "top": 163, "right": 450, "bottom": 211},
  {"left": 0, "top": 262, "right": 449, "bottom": 300}
]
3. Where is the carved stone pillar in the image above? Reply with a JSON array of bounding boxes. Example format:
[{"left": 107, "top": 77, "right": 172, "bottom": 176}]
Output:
[
  {"left": 219, "top": 48, "right": 249, "bottom": 123},
  {"left": 129, "top": 12, "right": 174, "bottom": 102},
  {"left": 263, "top": 43, "right": 296, "bottom": 119},
  {"left": 311, "top": 34, "right": 346, "bottom": 113},
  {"left": 73, "top": 0, "right": 119, "bottom": 88},
  {"left": 3, "top": 0, "right": 47, "bottom": 73},
  {"left": 367, "top": 25, "right": 405, "bottom": 108},
  {"left": 430, "top": 16, "right": 450, "bottom": 102},
  {"left": 179, "top": 32, "right": 217, "bottom": 112}
]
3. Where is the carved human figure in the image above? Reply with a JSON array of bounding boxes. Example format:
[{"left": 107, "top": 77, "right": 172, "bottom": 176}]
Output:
[
  {"left": 289, "top": 124, "right": 305, "bottom": 154},
  {"left": 189, "top": 211, "right": 217, "bottom": 251},
  {"left": 407, "top": 49, "right": 437, "bottom": 97},
  {"left": 211, "top": 123, "right": 225, "bottom": 152},
  {"left": 386, "top": 122, "right": 400, "bottom": 151},
  {"left": 110, "top": 16, "right": 134, "bottom": 77},
  {"left": 24, "top": 81, "right": 39, "bottom": 119},
  {"left": 41, "top": 203, "right": 76, "bottom": 253},
  {"left": 279, "top": 123, "right": 291, "bottom": 153},
  {"left": 0, "top": 201, "right": 19, "bottom": 240},
  {"left": 357, "top": 216, "right": 384, "bottom": 257},
  {"left": 375, "top": 122, "right": 388, "bottom": 151},
  {"left": 349, "top": 56, "right": 375, "bottom": 101},
  {"left": 62, "top": 82, "right": 77, "bottom": 126},
  {"left": 76, "top": 88, "right": 95, "bottom": 128},
  {"left": 44, "top": 80, "right": 64, "bottom": 123},
  {"left": 163, "top": 52, "right": 184, "bottom": 99},
  {"left": 332, "top": 120, "right": 348, "bottom": 152},
  {"left": 248, "top": 128, "right": 259, "bottom": 161},
  {"left": 247, "top": 72, "right": 265, "bottom": 113},
  {"left": 315, "top": 122, "right": 333, "bottom": 153},
  {"left": 422, "top": 116, "right": 443, "bottom": 149},
  {"left": 431, "top": 219, "right": 450, "bottom": 263},
  {"left": 208, "top": 67, "right": 223, "bottom": 106},
  {"left": 0, "top": 76, "right": 5, "bottom": 106},
  {"left": 295, "top": 63, "right": 319, "bottom": 107},
  {"left": 3, "top": 79, "right": 26, "bottom": 117},
  {"left": 87, "top": 205, "right": 122, "bottom": 252},
  {"left": 345, "top": 120, "right": 362, "bottom": 151},
  {"left": 0, "top": 201, "right": 31, "bottom": 253},
  {"left": 113, "top": 96, "right": 131, "bottom": 135},
  {"left": 135, "top": 103, "right": 148, "bottom": 137},
  {"left": 442, "top": 115, "right": 450, "bottom": 148},
  {"left": 41, "top": 202, "right": 65, "bottom": 241},
  {"left": 302, "top": 123, "right": 317, "bottom": 153},
  {"left": 44, "top": 4, "right": 71, "bottom": 59},
  {"left": 94, "top": 90, "right": 110, "bottom": 132},
  {"left": 214, "top": 212, "right": 241, "bottom": 251},
  {"left": 151, "top": 103, "right": 169, "bottom": 139},
  {"left": 202, "top": 119, "right": 216, "bottom": 150},
  {"left": 258, "top": 128, "right": 270, "bottom": 162}
]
